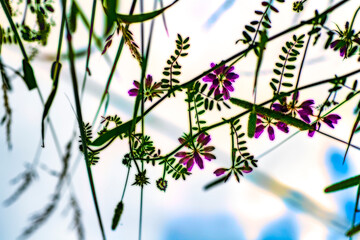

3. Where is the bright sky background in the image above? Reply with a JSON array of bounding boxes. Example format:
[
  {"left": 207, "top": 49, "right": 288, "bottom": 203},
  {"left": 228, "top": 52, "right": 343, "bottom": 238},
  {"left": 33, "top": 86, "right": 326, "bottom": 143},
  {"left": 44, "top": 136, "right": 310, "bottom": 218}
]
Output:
[{"left": 1, "top": 0, "right": 360, "bottom": 239}]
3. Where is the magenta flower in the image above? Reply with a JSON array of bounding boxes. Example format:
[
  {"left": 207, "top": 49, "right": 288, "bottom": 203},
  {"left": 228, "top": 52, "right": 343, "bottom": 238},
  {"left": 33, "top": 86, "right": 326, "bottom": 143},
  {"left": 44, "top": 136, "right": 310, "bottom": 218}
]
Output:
[
  {"left": 213, "top": 166, "right": 252, "bottom": 180},
  {"left": 175, "top": 133, "right": 216, "bottom": 171},
  {"left": 255, "top": 114, "right": 289, "bottom": 141},
  {"left": 128, "top": 75, "right": 162, "bottom": 102},
  {"left": 308, "top": 114, "right": 341, "bottom": 137},
  {"left": 214, "top": 168, "right": 227, "bottom": 176},
  {"left": 202, "top": 63, "right": 239, "bottom": 100},
  {"left": 272, "top": 92, "right": 314, "bottom": 123},
  {"left": 330, "top": 21, "right": 360, "bottom": 58}
]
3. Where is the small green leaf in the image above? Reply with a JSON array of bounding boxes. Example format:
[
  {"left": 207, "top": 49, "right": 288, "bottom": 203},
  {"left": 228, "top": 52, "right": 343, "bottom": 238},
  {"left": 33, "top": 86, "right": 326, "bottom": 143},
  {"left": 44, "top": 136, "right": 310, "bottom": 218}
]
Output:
[
  {"left": 104, "top": 0, "right": 178, "bottom": 24},
  {"left": 285, "top": 65, "right": 295, "bottom": 70},
  {"left": 22, "top": 59, "right": 37, "bottom": 90},
  {"left": 245, "top": 25, "right": 255, "bottom": 32},
  {"left": 247, "top": 106, "right": 257, "bottom": 138},
  {"left": 282, "top": 82, "right": 293, "bottom": 87},
  {"left": 288, "top": 57, "right": 297, "bottom": 62},
  {"left": 262, "top": 22, "right": 271, "bottom": 29},
  {"left": 273, "top": 69, "right": 281, "bottom": 75},
  {"left": 42, "top": 61, "right": 62, "bottom": 147},
  {"left": 243, "top": 31, "right": 252, "bottom": 42},
  {"left": 183, "top": 44, "right": 190, "bottom": 50},
  {"left": 284, "top": 73, "right": 294, "bottom": 78}
]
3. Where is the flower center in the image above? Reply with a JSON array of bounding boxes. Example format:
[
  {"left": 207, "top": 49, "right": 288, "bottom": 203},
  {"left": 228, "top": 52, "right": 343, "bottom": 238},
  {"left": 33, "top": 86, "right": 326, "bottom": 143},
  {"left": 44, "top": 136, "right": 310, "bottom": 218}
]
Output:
[{"left": 144, "top": 90, "right": 151, "bottom": 97}]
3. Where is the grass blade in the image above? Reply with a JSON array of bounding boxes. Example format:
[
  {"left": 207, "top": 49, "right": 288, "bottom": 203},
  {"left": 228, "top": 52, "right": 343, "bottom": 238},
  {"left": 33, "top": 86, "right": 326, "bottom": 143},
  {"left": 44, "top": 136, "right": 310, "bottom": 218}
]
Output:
[
  {"left": 325, "top": 175, "right": 360, "bottom": 193},
  {"left": 102, "top": 0, "right": 178, "bottom": 24}
]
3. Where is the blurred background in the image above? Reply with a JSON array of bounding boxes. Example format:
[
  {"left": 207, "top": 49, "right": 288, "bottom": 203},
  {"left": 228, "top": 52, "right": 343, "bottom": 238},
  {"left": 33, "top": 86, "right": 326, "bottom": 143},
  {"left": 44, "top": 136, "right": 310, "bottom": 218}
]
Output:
[{"left": 1, "top": 0, "right": 360, "bottom": 239}]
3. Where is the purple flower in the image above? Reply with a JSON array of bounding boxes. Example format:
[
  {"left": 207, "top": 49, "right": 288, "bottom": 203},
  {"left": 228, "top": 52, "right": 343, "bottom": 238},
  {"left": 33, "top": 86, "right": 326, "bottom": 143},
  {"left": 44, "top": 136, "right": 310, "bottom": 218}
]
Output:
[
  {"left": 323, "top": 114, "right": 341, "bottom": 128},
  {"left": 255, "top": 114, "right": 289, "bottom": 141},
  {"left": 272, "top": 92, "right": 314, "bottom": 123},
  {"left": 330, "top": 21, "right": 360, "bottom": 59},
  {"left": 240, "top": 166, "right": 253, "bottom": 174},
  {"left": 202, "top": 63, "right": 239, "bottom": 100},
  {"left": 128, "top": 75, "right": 163, "bottom": 102},
  {"left": 308, "top": 114, "right": 341, "bottom": 137},
  {"left": 214, "top": 168, "right": 227, "bottom": 176},
  {"left": 175, "top": 133, "right": 216, "bottom": 171}
]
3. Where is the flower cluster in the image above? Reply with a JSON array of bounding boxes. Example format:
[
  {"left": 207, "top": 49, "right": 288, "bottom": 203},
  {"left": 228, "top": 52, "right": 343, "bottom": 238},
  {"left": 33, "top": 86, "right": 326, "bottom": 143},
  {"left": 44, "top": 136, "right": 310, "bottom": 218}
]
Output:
[
  {"left": 293, "top": 1, "right": 305, "bottom": 13},
  {"left": 255, "top": 114, "right": 289, "bottom": 141},
  {"left": 308, "top": 114, "right": 341, "bottom": 137},
  {"left": 202, "top": 63, "right": 239, "bottom": 100},
  {"left": 128, "top": 75, "right": 163, "bottom": 102},
  {"left": 156, "top": 178, "right": 168, "bottom": 192},
  {"left": 175, "top": 133, "right": 216, "bottom": 171},
  {"left": 272, "top": 93, "right": 314, "bottom": 123},
  {"left": 255, "top": 93, "right": 341, "bottom": 140},
  {"left": 330, "top": 21, "right": 360, "bottom": 58},
  {"left": 132, "top": 170, "right": 150, "bottom": 187}
]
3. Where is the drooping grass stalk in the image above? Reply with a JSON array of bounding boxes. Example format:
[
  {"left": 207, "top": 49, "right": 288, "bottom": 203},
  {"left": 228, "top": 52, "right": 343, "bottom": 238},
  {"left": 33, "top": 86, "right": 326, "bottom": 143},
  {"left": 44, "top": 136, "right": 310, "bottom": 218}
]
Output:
[
  {"left": 41, "top": 0, "right": 67, "bottom": 147},
  {"left": 64, "top": 18, "right": 107, "bottom": 240}
]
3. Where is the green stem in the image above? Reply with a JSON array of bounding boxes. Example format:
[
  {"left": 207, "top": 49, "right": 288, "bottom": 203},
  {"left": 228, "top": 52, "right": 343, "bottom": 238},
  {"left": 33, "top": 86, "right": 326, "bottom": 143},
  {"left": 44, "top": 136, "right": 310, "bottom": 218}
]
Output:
[
  {"left": 193, "top": 96, "right": 201, "bottom": 131},
  {"left": 0, "top": 0, "right": 28, "bottom": 60},
  {"left": 121, "top": 166, "right": 131, "bottom": 202},
  {"left": 65, "top": 19, "right": 106, "bottom": 240},
  {"left": 139, "top": 2, "right": 145, "bottom": 239},
  {"left": 348, "top": 6, "right": 360, "bottom": 39},
  {"left": 350, "top": 184, "right": 360, "bottom": 240},
  {"left": 230, "top": 123, "right": 235, "bottom": 167},
  {"left": 187, "top": 89, "right": 194, "bottom": 139},
  {"left": 293, "top": 29, "right": 312, "bottom": 103},
  {"left": 81, "top": 0, "right": 98, "bottom": 96}
]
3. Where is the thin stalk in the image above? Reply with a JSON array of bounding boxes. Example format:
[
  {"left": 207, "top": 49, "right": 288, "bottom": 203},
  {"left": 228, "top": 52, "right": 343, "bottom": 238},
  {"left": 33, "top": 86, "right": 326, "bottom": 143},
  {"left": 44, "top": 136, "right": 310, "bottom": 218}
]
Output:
[
  {"left": 294, "top": 31, "right": 312, "bottom": 91},
  {"left": 93, "top": 0, "right": 138, "bottom": 124},
  {"left": 350, "top": 184, "right": 360, "bottom": 240},
  {"left": 139, "top": 1, "right": 145, "bottom": 239},
  {"left": 121, "top": 167, "right": 131, "bottom": 202},
  {"left": 81, "top": 0, "right": 98, "bottom": 96},
  {"left": 230, "top": 123, "right": 235, "bottom": 167},
  {"left": 139, "top": 164, "right": 144, "bottom": 240},
  {"left": 65, "top": 19, "right": 106, "bottom": 240},
  {"left": 348, "top": 6, "right": 360, "bottom": 39}
]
